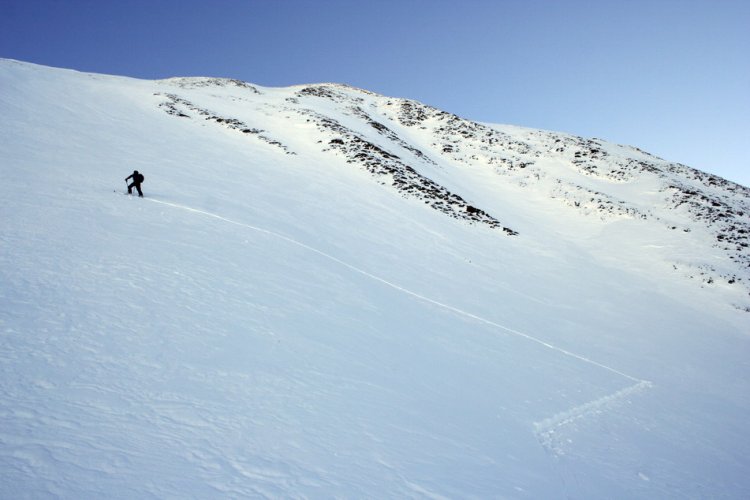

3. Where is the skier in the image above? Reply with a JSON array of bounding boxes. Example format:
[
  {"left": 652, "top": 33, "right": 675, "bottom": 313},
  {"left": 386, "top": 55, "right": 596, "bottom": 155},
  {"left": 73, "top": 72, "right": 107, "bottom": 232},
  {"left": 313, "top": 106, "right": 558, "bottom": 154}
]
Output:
[{"left": 125, "top": 170, "right": 145, "bottom": 197}]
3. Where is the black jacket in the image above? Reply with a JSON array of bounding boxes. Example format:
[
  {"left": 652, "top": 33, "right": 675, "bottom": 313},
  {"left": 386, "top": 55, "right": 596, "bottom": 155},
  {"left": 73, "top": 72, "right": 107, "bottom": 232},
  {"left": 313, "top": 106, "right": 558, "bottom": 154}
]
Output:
[{"left": 126, "top": 172, "right": 144, "bottom": 184}]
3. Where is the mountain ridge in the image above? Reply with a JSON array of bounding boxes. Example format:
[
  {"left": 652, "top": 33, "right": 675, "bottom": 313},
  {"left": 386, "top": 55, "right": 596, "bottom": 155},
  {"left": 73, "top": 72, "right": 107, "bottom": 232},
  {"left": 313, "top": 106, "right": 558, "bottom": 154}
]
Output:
[
  {"left": 146, "top": 68, "right": 750, "bottom": 310},
  {"left": 1, "top": 59, "right": 749, "bottom": 498},
  {"left": 3, "top": 57, "right": 746, "bottom": 307}
]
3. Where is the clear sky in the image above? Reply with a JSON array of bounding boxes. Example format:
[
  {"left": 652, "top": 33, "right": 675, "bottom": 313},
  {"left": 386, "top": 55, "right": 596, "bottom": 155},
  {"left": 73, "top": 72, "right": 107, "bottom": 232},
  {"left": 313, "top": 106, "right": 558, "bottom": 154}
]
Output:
[{"left": 2, "top": 0, "right": 748, "bottom": 186}]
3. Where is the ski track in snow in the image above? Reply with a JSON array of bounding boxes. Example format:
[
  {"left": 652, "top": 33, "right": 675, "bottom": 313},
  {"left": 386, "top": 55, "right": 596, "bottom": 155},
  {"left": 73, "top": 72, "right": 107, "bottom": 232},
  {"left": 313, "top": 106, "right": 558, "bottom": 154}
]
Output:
[
  {"left": 534, "top": 380, "right": 653, "bottom": 455},
  {"left": 145, "top": 197, "right": 653, "bottom": 448}
]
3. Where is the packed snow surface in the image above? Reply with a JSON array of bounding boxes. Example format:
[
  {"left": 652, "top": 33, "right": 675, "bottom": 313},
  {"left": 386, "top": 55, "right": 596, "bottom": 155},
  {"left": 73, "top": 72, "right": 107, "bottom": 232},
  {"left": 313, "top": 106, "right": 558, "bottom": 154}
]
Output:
[{"left": 1, "top": 59, "right": 749, "bottom": 498}]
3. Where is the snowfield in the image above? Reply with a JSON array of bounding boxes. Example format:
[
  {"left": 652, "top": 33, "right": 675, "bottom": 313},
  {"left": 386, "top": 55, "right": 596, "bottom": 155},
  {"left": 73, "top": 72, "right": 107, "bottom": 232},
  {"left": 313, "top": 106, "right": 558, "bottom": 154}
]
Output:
[{"left": 1, "top": 59, "right": 749, "bottom": 498}]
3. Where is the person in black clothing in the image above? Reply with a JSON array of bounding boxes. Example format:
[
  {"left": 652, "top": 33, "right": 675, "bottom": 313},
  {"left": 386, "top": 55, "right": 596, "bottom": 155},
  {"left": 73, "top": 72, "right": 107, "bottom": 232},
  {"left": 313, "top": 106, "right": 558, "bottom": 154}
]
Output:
[{"left": 125, "top": 170, "right": 144, "bottom": 197}]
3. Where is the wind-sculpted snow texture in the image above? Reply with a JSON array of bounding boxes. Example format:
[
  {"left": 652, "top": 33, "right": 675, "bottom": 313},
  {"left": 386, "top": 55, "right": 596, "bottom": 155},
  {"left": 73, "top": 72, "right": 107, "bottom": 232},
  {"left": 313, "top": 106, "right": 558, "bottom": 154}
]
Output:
[{"left": 1, "top": 59, "right": 749, "bottom": 498}]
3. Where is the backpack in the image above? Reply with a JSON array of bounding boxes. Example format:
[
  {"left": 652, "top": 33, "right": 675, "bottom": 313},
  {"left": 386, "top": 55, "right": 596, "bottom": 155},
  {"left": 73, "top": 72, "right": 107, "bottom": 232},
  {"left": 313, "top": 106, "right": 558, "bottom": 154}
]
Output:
[{"left": 137, "top": 173, "right": 145, "bottom": 183}]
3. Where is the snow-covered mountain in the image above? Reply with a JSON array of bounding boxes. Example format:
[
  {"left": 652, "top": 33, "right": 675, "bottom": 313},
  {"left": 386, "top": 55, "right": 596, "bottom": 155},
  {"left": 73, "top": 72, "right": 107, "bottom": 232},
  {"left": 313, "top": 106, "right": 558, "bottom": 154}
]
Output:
[{"left": 1, "top": 59, "right": 748, "bottom": 498}]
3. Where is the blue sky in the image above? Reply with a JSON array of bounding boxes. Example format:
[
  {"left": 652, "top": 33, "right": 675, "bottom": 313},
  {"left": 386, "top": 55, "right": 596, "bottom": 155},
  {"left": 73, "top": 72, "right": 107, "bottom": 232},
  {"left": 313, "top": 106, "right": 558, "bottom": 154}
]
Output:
[{"left": 2, "top": 0, "right": 748, "bottom": 186}]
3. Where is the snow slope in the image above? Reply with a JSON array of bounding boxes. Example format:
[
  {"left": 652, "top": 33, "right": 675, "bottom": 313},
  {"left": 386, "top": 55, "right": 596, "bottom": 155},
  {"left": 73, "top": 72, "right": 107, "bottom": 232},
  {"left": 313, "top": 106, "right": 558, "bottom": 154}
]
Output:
[{"left": 1, "top": 59, "right": 749, "bottom": 498}]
